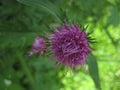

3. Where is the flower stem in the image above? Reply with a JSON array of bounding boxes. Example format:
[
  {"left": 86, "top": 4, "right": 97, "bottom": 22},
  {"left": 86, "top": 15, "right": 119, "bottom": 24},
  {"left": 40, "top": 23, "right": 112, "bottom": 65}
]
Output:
[{"left": 18, "top": 54, "right": 34, "bottom": 84}]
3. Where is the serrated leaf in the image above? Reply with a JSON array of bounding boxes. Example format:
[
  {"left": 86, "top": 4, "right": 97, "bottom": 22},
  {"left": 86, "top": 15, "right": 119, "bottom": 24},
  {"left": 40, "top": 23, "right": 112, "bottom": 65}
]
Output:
[{"left": 87, "top": 53, "right": 101, "bottom": 90}]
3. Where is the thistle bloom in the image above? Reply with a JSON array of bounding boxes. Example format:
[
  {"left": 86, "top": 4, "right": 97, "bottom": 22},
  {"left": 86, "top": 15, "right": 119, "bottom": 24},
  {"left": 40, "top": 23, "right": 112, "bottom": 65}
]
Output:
[
  {"left": 28, "top": 36, "right": 46, "bottom": 56},
  {"left": 50, "top": 24, "right": 91, "bottom": 68}
]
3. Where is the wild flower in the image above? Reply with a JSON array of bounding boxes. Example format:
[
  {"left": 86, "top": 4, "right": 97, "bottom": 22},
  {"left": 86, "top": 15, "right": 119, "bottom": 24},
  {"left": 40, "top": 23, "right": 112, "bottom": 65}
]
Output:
[
  {"left": 50, "top": 24, "right": 91, "bottom": 68},
  {"left": 28, "top": 36, "right": 46, "bottom": 56}
]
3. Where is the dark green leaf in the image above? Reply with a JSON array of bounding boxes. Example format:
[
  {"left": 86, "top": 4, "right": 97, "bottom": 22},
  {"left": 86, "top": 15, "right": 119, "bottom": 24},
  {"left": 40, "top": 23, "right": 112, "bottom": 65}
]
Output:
[
  {"left": 87, "top": 53, "right": 101, "bottom": 90},
  {"left": 17, "top": 0, "right": 62, "bottom": 22}
]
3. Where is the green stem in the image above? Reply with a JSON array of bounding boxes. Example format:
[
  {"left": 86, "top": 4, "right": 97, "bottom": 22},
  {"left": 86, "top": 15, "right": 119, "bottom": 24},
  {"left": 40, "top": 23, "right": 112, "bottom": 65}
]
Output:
[{"left": 18, "top": 54, "right": 34, "bottom": 84}]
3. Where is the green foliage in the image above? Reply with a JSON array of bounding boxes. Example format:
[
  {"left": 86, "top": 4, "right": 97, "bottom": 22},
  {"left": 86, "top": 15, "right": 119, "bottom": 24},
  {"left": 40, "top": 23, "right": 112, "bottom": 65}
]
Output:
[
  {"left": 87, "top": 54, "right": 101, "bottom": 90},
  {"left": 17, "top": 0, "right": 63, "bottom": 22},
  {"left": 0, "top": 0, "right": 120, "bottom": 90}
]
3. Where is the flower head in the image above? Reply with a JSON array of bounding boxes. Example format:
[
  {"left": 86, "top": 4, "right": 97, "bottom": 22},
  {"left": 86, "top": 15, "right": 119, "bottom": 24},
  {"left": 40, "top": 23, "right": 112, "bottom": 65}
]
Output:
[
  {"left": 28, "top": 36, "right": 46, "bottom": 56},
  {"left": 50, "top": 24, "right": 91, "bottom": 68}
]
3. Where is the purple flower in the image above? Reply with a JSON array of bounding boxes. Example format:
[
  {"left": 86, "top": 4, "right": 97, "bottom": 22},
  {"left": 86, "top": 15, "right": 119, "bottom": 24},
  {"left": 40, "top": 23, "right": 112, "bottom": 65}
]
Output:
[
  {"left": 50, "top": 24, "right": 91, "bottom": 68},
  {"left": 28, "top": 36, "right": 46, "bottom": 56}
]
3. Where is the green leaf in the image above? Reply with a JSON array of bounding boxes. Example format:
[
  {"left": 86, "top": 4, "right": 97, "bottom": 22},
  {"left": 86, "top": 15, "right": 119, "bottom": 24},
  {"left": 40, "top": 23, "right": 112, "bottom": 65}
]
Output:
[
  {"left": 7, "top": 83, "right": 24, "bottom": 90},
  {"left": 107, "top": 7, "right": 120, "bottom": 27},
  {"left": 87, "top": 53, "right": 101, "bottom": 90},
  {"left": 0, "top": 76, "right": 6, "bottom": 90},
  {"left": 17, "top": 0, "right": 62, "bottom": 22}
]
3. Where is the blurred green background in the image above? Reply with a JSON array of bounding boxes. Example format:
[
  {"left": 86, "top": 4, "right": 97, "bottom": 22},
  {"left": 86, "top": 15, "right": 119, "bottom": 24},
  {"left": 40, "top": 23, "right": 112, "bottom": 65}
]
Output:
[{"left": 0, "top": 0, "right": 120, "bottom": 90}]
